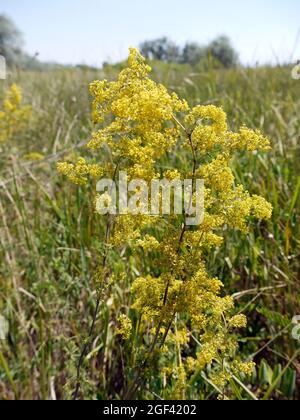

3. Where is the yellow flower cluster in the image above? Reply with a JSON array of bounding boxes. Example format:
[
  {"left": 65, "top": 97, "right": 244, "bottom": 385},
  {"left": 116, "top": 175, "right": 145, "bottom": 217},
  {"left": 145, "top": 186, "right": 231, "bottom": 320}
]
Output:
[
  {"left": 57, "top": 157, "right": 104, "bottom": 185},
  {"left": 136, "top": 234, "right": 160, "bottom": 252},
  {"left": 116, "top": 314, "right": 133, "bottom": 341},
  {"left": 187, "top": 105, "right": 228, "bottom": 153},
  {"left": 58, "top": 48, "right": 272, "bottom": 395},
  {"left": 198, "top": 155, "right": 272, "bottom": 233},
  {"left": 229, "top": 126, "right": 271, "bottom": 152},
  {"left": 59, "top": 48, "right": 188, "bottom": 183},
  {"left": 0, "top": 84, "right": 31, "bottom": 144},
  {"left": 234, "top": 361, "right": 256, "bottom": 376}
]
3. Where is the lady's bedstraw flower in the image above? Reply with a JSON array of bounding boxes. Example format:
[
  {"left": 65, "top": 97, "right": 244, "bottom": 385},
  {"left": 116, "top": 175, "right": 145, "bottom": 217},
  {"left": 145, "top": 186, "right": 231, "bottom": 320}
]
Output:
[
  {"left": 57, "top": 157, "right": 103, "bottom": 185},
  {"left": 116, "top": 314, "right": 132, "bottom": 340},
  {"left": 58, "top": 48, "right": 272, "bottom": 396},
  {"left": 0, "top": 84, "right": 31, "bottom": 144}
]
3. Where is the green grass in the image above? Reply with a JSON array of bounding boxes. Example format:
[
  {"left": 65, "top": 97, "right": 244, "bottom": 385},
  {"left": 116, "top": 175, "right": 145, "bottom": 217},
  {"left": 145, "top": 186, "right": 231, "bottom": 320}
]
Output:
[{"left": 0, "top": 62, "right": 299, "bottom": 400}]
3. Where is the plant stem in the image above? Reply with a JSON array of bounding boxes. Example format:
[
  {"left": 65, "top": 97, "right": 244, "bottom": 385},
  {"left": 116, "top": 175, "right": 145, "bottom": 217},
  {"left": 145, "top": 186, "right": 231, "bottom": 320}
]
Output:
[
  {"left": 72, "top": 162, "right": 121, "bottom": 400},
  {"left": 125, "top": 120, "right": 197, "bottom": 400}
]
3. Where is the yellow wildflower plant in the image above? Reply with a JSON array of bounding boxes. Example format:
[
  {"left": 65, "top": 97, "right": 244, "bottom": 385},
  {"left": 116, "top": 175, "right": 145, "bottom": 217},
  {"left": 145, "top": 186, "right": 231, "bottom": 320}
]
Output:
[
  {"left": 0, "top": 84, "right": 31, "bottom": 144},
  {"left": 57, "top": 157, "right": 104, "bottom": 185},
  {"left": 116, "top": 314, "right": 133, "bottom": 341},
  {"left": 58, "top": 48, "right": 272, "bottom": 398}
]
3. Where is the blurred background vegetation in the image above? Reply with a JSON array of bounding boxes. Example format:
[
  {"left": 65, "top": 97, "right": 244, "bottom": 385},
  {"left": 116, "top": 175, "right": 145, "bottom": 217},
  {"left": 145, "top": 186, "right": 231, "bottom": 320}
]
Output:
[{"left": 0, "top": 14, "right": 299, "bottom": 400}]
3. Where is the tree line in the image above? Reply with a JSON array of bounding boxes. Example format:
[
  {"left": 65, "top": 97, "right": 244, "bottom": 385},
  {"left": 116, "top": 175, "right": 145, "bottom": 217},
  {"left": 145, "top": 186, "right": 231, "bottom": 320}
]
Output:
[{"left": 140, "top": 36, "right": 239, "bottom": 68}]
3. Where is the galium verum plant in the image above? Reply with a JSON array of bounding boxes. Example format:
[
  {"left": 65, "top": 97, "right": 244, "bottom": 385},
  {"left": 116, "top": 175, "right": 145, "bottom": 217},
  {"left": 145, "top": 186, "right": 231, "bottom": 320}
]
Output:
[
  {"left": 58, "top": 48, "right": 272, "bottom": 399},
  {"left": 0, "top": 84, "right": 31, "bottom": 144}
]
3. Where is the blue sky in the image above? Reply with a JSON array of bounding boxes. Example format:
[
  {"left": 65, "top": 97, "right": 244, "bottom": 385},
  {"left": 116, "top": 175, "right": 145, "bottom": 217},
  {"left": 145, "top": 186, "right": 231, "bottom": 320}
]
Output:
[{"left": 1, "top": 0, "right": 300, "bottom": 66}]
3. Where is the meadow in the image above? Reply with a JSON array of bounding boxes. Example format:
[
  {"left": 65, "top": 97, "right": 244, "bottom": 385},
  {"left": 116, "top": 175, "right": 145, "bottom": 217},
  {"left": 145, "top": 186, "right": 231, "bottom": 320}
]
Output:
[{"left": 0, "top": 58, "right": 299, "bottom": 400}]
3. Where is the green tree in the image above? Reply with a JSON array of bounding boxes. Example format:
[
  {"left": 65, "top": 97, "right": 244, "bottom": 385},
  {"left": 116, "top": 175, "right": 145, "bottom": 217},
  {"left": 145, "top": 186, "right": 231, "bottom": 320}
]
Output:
[
  {"left": 140, "top": 37, "right": 181, "bottom": 63},
  {"left": 181, "top": 42, "right": 206, "bottom": 65},
  {"left": 207, "top": 35, "right": 239, "bottom": 68},
  {"left": 0, "top": 14, "right": 24, "bottom": 66}
]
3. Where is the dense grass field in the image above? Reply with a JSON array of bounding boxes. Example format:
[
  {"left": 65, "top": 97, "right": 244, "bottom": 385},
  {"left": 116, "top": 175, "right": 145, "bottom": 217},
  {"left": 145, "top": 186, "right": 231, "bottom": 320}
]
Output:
[{"left": 0, "top": 61, "right": 299, "bottom": 400}]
